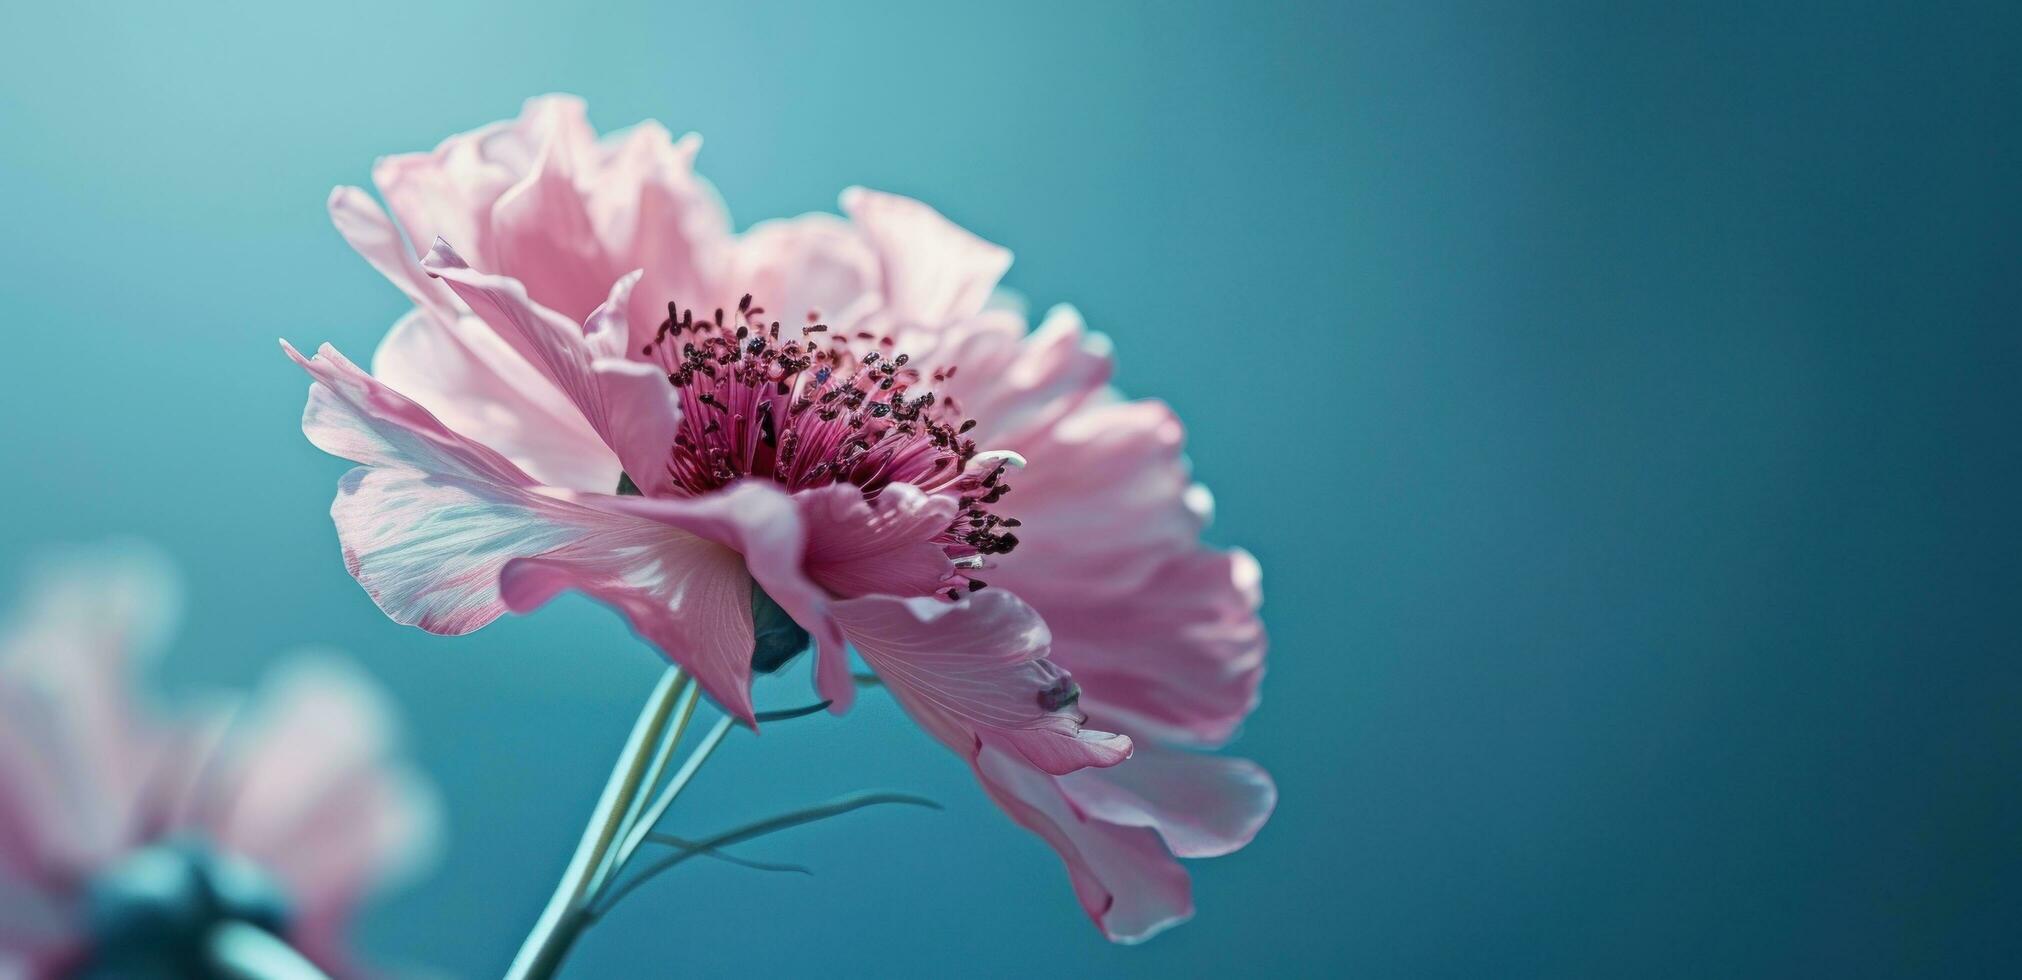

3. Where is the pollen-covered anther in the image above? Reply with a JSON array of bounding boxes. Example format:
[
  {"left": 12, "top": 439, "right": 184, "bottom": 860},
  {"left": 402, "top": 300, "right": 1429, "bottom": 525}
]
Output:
[{"left": 642, "top": 295, "right": 1023, "bottom": 582}]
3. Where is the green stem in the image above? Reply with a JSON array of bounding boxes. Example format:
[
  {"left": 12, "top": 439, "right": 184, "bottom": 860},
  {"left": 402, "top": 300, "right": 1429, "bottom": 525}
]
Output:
[
  {"left": 506, "top": 667, "right": 689, "bottom": 980},
  {"left": 605, "top": 715, "right": 735, "bottom": 886}
]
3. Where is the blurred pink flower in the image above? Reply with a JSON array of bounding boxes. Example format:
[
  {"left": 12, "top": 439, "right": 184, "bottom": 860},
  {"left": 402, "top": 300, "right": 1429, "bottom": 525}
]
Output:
[
  {"left": 0, "top": 547, "right": 438, "bottom": 978},
  {"left": 295, "top": 95, "right": 1269, "bottom": 941}
]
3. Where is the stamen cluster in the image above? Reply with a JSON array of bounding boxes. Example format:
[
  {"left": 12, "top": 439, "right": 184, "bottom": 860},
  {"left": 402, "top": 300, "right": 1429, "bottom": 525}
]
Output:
[{"left": 643, "top": 296, "right": 1021, "bottom": 595}]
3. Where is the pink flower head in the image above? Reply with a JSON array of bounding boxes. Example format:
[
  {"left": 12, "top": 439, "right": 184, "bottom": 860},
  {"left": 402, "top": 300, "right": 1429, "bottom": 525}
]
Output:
[
  {"left": 0, "top": 546, "right": 439, "bottom": 978},
  {"left": 296, "top": 95, "right": 1271, "bottom": 941}
]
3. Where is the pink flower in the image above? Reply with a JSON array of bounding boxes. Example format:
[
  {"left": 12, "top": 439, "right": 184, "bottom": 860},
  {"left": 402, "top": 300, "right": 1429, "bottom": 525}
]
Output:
[
  {"left": 296, "top": 95, "right": 1270, "bottom": 941},
  {"left": 0, "top": 546, "right": 439, "bottom": 978}
]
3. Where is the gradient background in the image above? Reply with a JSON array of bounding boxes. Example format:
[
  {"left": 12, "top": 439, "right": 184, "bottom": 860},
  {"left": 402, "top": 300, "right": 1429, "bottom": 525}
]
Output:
[{"left": 2, "top": 2, "right": 2017, "bottom": 976}]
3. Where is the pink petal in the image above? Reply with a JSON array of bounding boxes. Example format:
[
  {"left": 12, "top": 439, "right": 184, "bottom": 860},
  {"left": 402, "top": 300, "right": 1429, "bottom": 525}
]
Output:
[
  {"left": 288, "top": 341, "right": 638, "bottom": 636},
  {"left": 0, "top": 548, "right": 181, "bottom": 878},
  {"left": 591, "top": 125, "right": 733, "bottom": 351},
  {"left": 987, "top": 397, "right": 1204, "bottom": 587},
  {"left": 285, "top": 340, "right": 532, "bottom": 488},
  {"left": 326, "top": 469, "right": 604, "bottom": 636},
  {"left": 499, "top": 522, "right": 758, "bottom": 724},
  {"left": 1042, "top": 548, "right": 1266, "bottom": 748},
  {"left": 210, "top": 658, "right": 439, "bottom": 946},
  {"left": 840, "top": 187, "right": 1011, "bottom": 329},
  {"left": 956, "top": 360, "right": 1264, "bottom": 745},
  {"left": 487, "top": 122, "right": 615, "bottom": 324},
  {"left": 575, "top": 482, "right": 845, "bottom": 722},
  {"left": 936, "top": 305, "right": 1115, "bottom": 447},
  {"left": 365, "top": 97, "right": 732, "bottom": 351},
  {"left": 834, "top": 592, "right": 1130, "bottom": 775},
  {"left": 0, "top": 871, "right": 72, "bottom": 957},
  {"left": 370, "top": 95, "right": 596, "bottom": 276},
  {"left": 292, "top": 344, "right": 819, "bottom": 722},
  {"left": 371, "top": 309, "right": 620, "bottom": 492},
  {"left": 421, "top": 242, "right": 682, "bottom": 494},
  {"left": 728, "top": 212, "right": 884, "bottom": 334},
  {"left": 796, "top": 483, "right": 957, "bottom": 600},
  {"left": 974, "top": 745, "right": 1192, "bottom": 943},
  {"left": 326, "top": 185, "right": 462, "bottom": 328},
  {"left": 1058, "top": 748, "right": 1275, "bottom": 859}
]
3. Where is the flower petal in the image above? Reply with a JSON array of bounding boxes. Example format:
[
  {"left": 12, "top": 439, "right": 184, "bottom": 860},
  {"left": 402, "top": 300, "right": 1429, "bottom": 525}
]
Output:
[
  {"left": 835, "top": 591, "right": 1130, "bottom": 775},
  {"left": 937, "top": 305, "right": 1115, "bottom": 447},
  {"left": 988, "top": 397, "right": 1205, "bottom": 586},
  {"left": 371, "top": 309, "right": 619, "bottom": 491},
  {"left": 212, "top": 658, "right": 439, "bottom": 949},
  {"left": 728, "top": 212, "right": 884, "bottom": 334},
  {"left": 285, "top": 340, "right": 532, "bottom": 488},
  {"left": 370, "top": 94, "right": 595, "bottom": 276},
  {"left": 327, "top": 185, "right": 461, "bottom": 328},
  {"left": 591, "top": 124, "right": 732, "bottom": 350},
  {"left": 1044, "top": 548, "right": 1266, "bottom": 747},
  {"left": 974, "top": 745, "right": 1193, "bottom": 943},
  {"left": 487, "top": 119, "right": 614, "bottom": 324},
  {"left": 576, "top": 482, "right": 845, "bottom": 722},
  {"left": 327, "top": 469, "right": 602, "bottom": 636},
  {"left": 0, "top": 546, "right": 178, "bottom": 879},
  {"left": 841, "top": 187, "right": 1011, "bottom": 329},
  {"left": 498, "top": 527, "right": 758, "bottom": 724},
  {"left": 421, "top": 242, "right": 682, "bottom": 495},
  {"left": 288, "top": 341, "right": 631, "bottom": 636},
  {"left": 1058, "top": 748, "right": 1275, "bottom": 859},
  {"left": 956, "top": 350, "right": 1264, "bottom": 746},
  {"left": 796, "top": 483, "right": 957, "bottom": 600}
]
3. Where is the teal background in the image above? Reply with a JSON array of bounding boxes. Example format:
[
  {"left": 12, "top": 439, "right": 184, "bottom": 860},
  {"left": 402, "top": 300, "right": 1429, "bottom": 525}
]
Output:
[{"left": 3, "top": 1, "right": 2017, "bottom": 976}]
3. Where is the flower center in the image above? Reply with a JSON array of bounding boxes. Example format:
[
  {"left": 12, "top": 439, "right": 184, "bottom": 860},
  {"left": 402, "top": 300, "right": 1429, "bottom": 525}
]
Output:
[
  {"left": 80, "top": 838, "right": 293, "bottom": 979},
  {"left": 642, "top": 296, "right": 1021, "bottom": 590}
]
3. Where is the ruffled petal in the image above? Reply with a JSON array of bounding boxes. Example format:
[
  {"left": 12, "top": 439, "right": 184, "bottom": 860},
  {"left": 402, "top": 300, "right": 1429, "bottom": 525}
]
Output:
[
  {"left": 498, "top": 523, "right": 758, "bottom": 724},
  {"left": 1057, "top": 748, "right": 1275, "bottom": 859},
  {"left": 834, "top": 592, "right": 1130, "bottom": 775},
  {"left": 1043, "top": 548, "right": 1265, "bottom": 747},
  {"left": 591, "top": 124, "right": 732, "bottom": 350},
  {"left": 364, "top": 96, "right": 733, "bottom": 350},
  {"left": 796, "top": 483, "right": 957, "bottom": 600},
  {"left": 289, "top": 341, "right": 655, "bottom": 636},
  {"left": 936, "top": 305, "right": 1115, "bottom": 448},
  {"left": 326, "top": 467, "right": 604, "bottom": 637},
  {"left": 372, "top": 309, "right": 619, "bottom": 492},
  {"left": 285, "top": 340, "right": 531, "bottom": 488},
  {"left": 326, "top": 185, "right": 461, "bottom": 328},
  {"left": 487, "top": 120, "right": 614, "bottom": 324},
  {"left": 841, "top": 187, "right": 1011, "bottom": 329},
  {"left": 292, "top": 346, "right": 820, "bottom": 721},
  {"left": 988, "top": 397, "right": 1204, "bottom": 587},
  {"left": 954, "top": 354, "right": 1263, "bottom": 745},
  {"left": 728, "top": 212, "right": 884, "bottom": 334},
  {"left": 974, "top": 745, "right": 1192, "bottom": 943},
  {"left": 421, "top": 243, "right": 682, "bottom": 494},
  {"left": 370, "top": 94, "right": 596, "bottom": 275},
  {"left": 574, "top": 482, "right": 844, "bottom": 721}
]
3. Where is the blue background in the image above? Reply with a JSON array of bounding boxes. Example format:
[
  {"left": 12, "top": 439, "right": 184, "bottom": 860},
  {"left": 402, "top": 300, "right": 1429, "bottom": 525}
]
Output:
[{"left": 2, "top": 1, "right": 2017, "bottom": 976}]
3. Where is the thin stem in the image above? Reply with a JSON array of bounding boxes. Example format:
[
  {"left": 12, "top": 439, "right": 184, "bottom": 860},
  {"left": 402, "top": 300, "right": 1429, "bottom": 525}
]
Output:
[
  {"left": 507, "top": 666, "right": 688, "bottom": 980},
  {"left": 590, "top": 679, "right": 698, "bottom": 894},
  {"left": 647, "top": 834, "right": 812, "bottom": 875},
  {"left": 752, "top": 700, "right": 832, "bottom": 722},
  {"left": 605, "top": 715, "right": 735, "bottom": 890},
  {"left": 589, "top": 792, "right": 941, "bottom": 918},
  {"left": 206, "top": 922, "right": 332, "bottom": 980}
]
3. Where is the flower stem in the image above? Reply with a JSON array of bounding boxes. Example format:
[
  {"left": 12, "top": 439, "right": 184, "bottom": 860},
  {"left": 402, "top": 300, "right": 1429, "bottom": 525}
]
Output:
[
  {"left": 205, "top": 922, "right": 332, "bottom": 980},
  {"left": 507, "top": 666, "right": 691, "bottom": 980}
]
